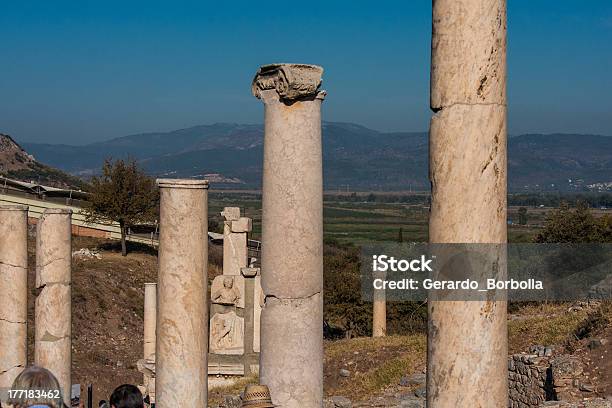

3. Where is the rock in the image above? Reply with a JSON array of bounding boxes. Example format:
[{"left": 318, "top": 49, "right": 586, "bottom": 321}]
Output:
[
  {"left": 72, "top": 247, "right": 102, "bottom": 259},
  {"left": 400, "top": 396, "right": 426, "bottom": 408},
  {"left": 330, "top": 396, "right": 352, "bottom": 408},
  {"left": 551, "top": 355, "right": 583, "bottom": 378},
  {"left": 580, "top": 383, "right": 595, "bottom": 392},
  {"left": 400, "top": 373, "right": 426, "bottom": 387},
  {"left": 414, "top": 386, "right": 427, "bottom": 398},
  {"left": 339, "top": 369, "right": 350, "bottom": 378}
]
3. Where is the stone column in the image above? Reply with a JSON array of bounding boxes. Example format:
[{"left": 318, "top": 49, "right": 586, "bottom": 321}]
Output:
[
  {"left": 252, "top": 63, "right": 325, "bottom": 408},
  {"left": 372, "top": 271, "right": 386, "bottom": 338},
  {"left": 155, "top": 179, "right": 209, "bottom": 408},
  {"left": 428, "top": 1, "right": 508, "bottom": 407},
  {"left": 0, "top": 205, "right": 29, "bottom": 388},
  {"left": 221, "top": 207, "right": 251, "bottom": 275},
  {"left": 143, "top": 283, "right": 156, "bottom": 375},
  {"left": 35, "top": 208, "right": 72, "bottom": 405}
]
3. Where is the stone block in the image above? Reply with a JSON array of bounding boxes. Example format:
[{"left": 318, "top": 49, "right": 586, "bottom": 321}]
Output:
[
  {"left": 231, "top": 217, "right": 252, "bottom": 233},
  {"left": 209, "top": 311, "right": 244, "bottom": 355},
  {"left": 222, "top": 207, "right": 241, "bottom": 221}
]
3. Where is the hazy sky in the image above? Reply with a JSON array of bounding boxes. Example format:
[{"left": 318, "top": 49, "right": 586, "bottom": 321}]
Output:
[{"left": 1, "top": 1, "right": 611, "bottom": 144}]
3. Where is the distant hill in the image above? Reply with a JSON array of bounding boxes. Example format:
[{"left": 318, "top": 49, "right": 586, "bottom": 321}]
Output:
[
  {"left": 19, "top": 123, "right": 612, "bottom": 192},
  {"left": 0, "top": 133, "right": 87, "bottom": 189}
]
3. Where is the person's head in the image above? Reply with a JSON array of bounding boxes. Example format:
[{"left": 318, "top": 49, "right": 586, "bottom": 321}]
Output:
[
  {"left": 109, "top": 385, "right": 143, "bottom": 408},
  {"left": 8, "top": 365, "right": 64, "bottom": 408},
  {"left": 223, "top": 277, "right": 233, "bottom": 288}
]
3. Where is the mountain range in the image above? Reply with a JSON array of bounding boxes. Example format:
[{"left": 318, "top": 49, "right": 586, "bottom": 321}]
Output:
[{"left": 16, "top": 122, "right": 612, "bottom": 192}]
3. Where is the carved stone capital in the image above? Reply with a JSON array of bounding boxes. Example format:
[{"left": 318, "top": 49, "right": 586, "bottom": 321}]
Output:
[{"left": 252, "top": 63, "right": 323, "bottom": 101}]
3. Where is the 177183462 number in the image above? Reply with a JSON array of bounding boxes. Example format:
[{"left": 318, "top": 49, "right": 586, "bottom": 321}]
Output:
[{"left": 8, "top": 389, "right": 61, "bottom": 399}]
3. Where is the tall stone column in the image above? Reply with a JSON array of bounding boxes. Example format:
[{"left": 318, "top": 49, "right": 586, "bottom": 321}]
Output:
[
  {"left": 142, "top": 282, "right": 157, "bottom": 403},
  {"left": 428, "top": 1, "right": 508, "bottom": 407},
  {"left": 372, "top": 271, "right": 386, "bottom": 338},
  {"left": 143, "top": 283, "right": 156, "bottom": 365},
  {"left": 155, "top": 179, "right": 209, "bottom": 408},
  {"left": 0, "top": 205, "right": 29, "bottom": 388},
  {"left": 252, "top": 63, "right": 325, "bottom": 408},
  {"left": 35, "top": 208, "right": 72, "bottom": 405}
]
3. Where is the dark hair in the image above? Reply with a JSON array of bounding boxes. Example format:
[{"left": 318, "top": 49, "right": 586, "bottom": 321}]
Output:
[{"left": 109, "top": 385, "right": 143, "bottom": 408}]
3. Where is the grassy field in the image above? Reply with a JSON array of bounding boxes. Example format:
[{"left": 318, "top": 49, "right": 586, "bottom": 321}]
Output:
[{"left": 209, "top": 191, "right": 545, "bottom": 244}]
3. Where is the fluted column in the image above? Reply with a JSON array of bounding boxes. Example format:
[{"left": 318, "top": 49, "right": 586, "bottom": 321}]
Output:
[
  {"left": 428, "top": 0, "right": 508, "bottom": 407},
  {"left": 252, "top": 63, "right": 325, "bottom": 408},
  {"left": 35, "top": 208, "right": 72, "bottom": 406},
  {"left": 155, "top": 179, "right": 208, "bottom": 408},
  {"left": 0, "top": 205, "right": 29, "bottom": 388}
]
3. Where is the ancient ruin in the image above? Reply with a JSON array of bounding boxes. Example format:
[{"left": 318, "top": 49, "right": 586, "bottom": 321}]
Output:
[
  {"left": 221, "top": 207, "right": 251, "bottom": 275},
  {"left": 140, "top": 282, "right": 157, "bottom": 403},
  {"left": 0, "top": 205, "right": 28, "bottom": 388},
  {"left": 427, "top": 0, "right": 509, "bottom": 406},
  {"left": 252, "top": 63, "right": 326, "bottom": 407},
  {"left": 209, "top": 208, "right": 260, "bottom": 375},
  {"left": 155, "top": 179, "right": 209, "bottom": 407},
  {"left": 372, "top": 271, "right": 387, "bottom": 337},
  {"left": 34, "top": 208, "right": 73, "bottom": 406}
]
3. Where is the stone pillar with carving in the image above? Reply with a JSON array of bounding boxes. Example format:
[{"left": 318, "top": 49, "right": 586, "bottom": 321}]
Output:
[
  {"left": 221, "top": 207, "right": 252, "bottom": 275},
  {"left": 252, "top": 64, "right": 325, "bottom": 408},
  {"left": 428, "top": 0, "right": 508, "bottom": 406},
  {"left": 0, "top": 205, "right": 29, "bottom": 388},
  {"left": 155, "top": 179, "right": 209, "bottom": 408},
  {"left": 35, "top": 208, "right": 72, "bottom": 406}
]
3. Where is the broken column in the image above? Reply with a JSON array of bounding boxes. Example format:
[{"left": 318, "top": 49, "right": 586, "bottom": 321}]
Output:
[
  {"left": 252, "top": 63, "right": 325, "bottom": 408},
  {"left": 221, "top": 207, "right": 252, "bottom": 275},
  {"left": 143, "top": 282, "right": 156, "bottom": 396},
  {"left": 428, "top": 0, "right": 508, "bottom": 407},
  {"left": 155, "top": 179, "right": 209, "bottom": 407},
  {"left": 0, "top": 205, "right": 29, "bottom": 388},
  {"left": 35, "top": 208, "right": 72, "bottom": 405},
  {"left": 372, "top": 271, "right": 386, "bottom": 338}
]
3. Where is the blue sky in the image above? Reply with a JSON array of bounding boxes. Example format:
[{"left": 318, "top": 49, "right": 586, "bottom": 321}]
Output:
[{"left": 1, "top": 1, "right": 611, "bottom": 144}]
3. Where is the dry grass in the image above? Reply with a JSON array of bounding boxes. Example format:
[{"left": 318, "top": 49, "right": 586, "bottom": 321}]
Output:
[
  {"left": 508, "top": 303, "right": 594, "bottom": 354},
  {"left": 324, "top": 334, "right": 426, "bottom": 398}
]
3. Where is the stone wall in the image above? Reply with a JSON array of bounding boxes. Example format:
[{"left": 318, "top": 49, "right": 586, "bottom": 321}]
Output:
[
  {"left": 509, "top": 351, "right": 609, "bottom": 408},
  {"left": 508, "top": 354, "right": 553, "bottom": 407}
]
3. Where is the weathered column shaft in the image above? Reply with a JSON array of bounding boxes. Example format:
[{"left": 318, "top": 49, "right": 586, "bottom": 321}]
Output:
[
  {"left": 155, "top": 179, "right": 208, "bottom": 408},
  {"left": 428, "top": 0, "right": 508, "bottom": 407},
  {"left": 143, "top": 282, "right": 156, "bottom": 369},
  {"left": 253, "top": 64, "right": 325, "bottom": 408},
  {"left": 372, "top": 284, "right": 386, "bottom": 338},
  {"left": 0, "top": 205, "right": 29, "bottom": 388},
  {"left": 35, "top": 209, "right": 72, "bottom": 405}
]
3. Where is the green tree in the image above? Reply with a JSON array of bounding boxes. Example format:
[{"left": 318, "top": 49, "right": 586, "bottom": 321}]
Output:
[
  {"left": 84, "top": 158, "right": 159, "bottom": 256},
  {"left": 535, "top": 201, "right": 611, "bottom": 243},
  {"left": 518, "top": 207, "right": 528, "bottom": 225}
]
